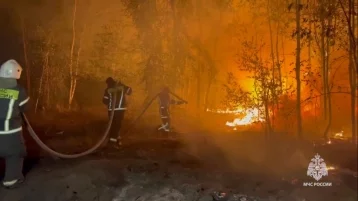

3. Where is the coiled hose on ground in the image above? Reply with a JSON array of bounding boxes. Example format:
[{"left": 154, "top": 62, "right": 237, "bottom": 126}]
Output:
[{"left": 22, "top": 91, "right": 118, "bottom": 159}]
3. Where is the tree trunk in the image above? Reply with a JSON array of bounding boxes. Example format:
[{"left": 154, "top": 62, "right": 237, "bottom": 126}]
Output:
[
  {"left": 170, "top": 0, "right": 181, "bottom": 91},
  {"left": 276, "top": 22, "right": 282, "bottom": 92},
  {"left": 353, "top": 0, "right": 357, "bottom": 143},
  {"left": 204, "top": 80, "right": 212, "bottom": 111},
  {"left": 338, "top": 0, "right": 358, "bottom": 142},
  {"left": 308, "top": 18, "right": 319, "bottom": 121},
  {"left": 68, "top": 0, "right": 78, "bottom": 109},
  {"left": 20, "top": 16, "right": 31, "bottom": 96},
  {"left": 323, "top": 6, "right": 332, "bottom": 139},
  {"left": 69, "top": 45, "right": 81, "bottom": 109},
  {"left": 356, "top": 0, "right": 358, "bottom": 75},
  {"left": 45, "top": 60, "right": 50, "bottom": 108},
  {"left": 196, "top": 0, "right": 202, "bottom": 117},
  {"left": 348, "top": 0, "right": 357, "bottom": 142},
  {"left": 264, "top": 99, "right": 271, "bottom": 139},
  {"left": 197, "top": 65, "right": 201, "bottom": 116},
  {"left": 264, "top": 86, "right": 272, "bottom": 138},
  {"left": 323, "top": 46, "right": 332, "bottom": 138},
  {"left": 320, "top": 1, "right": 328, "bottom": 121},
  {"left": 281, "top": 35, "right": 288, "bottom": 91},
  {"left": 204, "top": 7, "right": 223, "bottom": 111},
  {"left": 295, "top": 0, "right": 303, "bottom": 138},
  {"left": 186, "top": 73, "right": 191, "bottom": 102},
  {"left": 35, "top": 51, "right": 50, "bottom": 113},
  {"left": 267, "top": 0, "right": 276, "bottom": 131}
]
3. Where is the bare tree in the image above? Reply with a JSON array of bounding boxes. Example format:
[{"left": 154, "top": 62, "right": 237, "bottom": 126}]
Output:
[
  {"left": 343, "top": 0, "right": 357, "bottom": 142},
  {"left": 68, "top": 0, "right": 78, "bottom": 109},
  {"left": 295, "top": 0, "right": 303, "bottom": 138},
  {"left": 35, "top": 36, "right": 53, "bottom": 113},
  {"left": 20, "top": 15, "right": 31, "bottom": 96}
]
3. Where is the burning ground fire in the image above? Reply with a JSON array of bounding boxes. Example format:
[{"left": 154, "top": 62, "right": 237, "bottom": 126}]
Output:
[{"left": 207, "top": 107, "right": 265, "bottom": 127}]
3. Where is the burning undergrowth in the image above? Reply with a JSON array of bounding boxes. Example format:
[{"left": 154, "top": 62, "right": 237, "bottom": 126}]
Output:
[{"left": 206, "top": 107, "right": 264, "bottom": 129}]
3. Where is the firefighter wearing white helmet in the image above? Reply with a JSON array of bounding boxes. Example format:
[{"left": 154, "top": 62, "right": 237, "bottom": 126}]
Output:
[{"left": 0, "top": 59, "right": 30, "bottom": 189}]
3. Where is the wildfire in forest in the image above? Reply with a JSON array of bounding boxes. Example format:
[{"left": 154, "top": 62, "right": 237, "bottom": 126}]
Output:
[{"left": 207, "top": 107, "right": 265, "bottom": 127}]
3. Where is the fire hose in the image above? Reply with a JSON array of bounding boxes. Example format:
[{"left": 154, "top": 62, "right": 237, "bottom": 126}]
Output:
[
  {"left": 21, "top": 87, "right": 186, "bottom": 158},
  {"left": 21, "top": 87, "right": 120, "bottom": 159}
]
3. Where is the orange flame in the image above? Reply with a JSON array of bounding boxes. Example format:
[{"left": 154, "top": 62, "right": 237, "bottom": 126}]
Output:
[
  {"left": 226, "top": 108, "right": 264, "bottom": 126},
  {"left": 207, "top": 107, "right": 265, "bottom": 127}
]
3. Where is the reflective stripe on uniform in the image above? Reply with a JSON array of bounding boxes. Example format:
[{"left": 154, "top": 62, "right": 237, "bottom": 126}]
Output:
[
  {"left": 158, "top": 124, "right": 167, "bottom": 130},
  {"left": 3, "top": 179, "right": 18, "bottom": 186},
  {"left": 108, "top": 108, "right": 127, "bottom": 111},
  {"left": 19, "top": 97, "right": 29, "bottom": 106},
  {"left": 158, "top": 123, "right": 170, "bottom": 131},
  {"left": 118, "top": 90, "right": 124, "bottom": 109},
  {"left": 0, "top": 127, "right": 22, "bottom": 135},
  {"left": 109, "top": 93, "right": 112, "bottom": 109},
  {"left": 5, "top": 99, "right": 15, "bottom": 131}
]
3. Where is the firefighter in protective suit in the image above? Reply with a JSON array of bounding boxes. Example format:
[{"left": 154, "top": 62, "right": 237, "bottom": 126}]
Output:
[
  {"left": 102, "top": 77, "right": 132, "bottom": 145},
  {"left": 157, "top": 87, "right": 185, "bottom": 132},
  {"left": 0, "top": 59, "right": 29, "bottom": 189}
]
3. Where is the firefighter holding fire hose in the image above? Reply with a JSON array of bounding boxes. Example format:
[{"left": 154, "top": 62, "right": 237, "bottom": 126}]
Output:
[
  {"left": 102, "top": 77, "right": 132, "bottom": 146},
  {"left": 157, "top": 87, "right": 186, "bottom": 132},
  {"left": 0, "top": 59, "right": 30, "bottom": 189}
]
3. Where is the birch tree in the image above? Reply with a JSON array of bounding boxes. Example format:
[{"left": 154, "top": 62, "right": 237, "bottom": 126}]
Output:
[{"left": 68, "top": 0, "right": 78, "bottom": 109}]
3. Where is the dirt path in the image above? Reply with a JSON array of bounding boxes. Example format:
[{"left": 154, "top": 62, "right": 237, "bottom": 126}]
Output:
[
  {"left": 0, "top": 113, "right": 357, "bottom": 201},
  {"left": 0, "top": 136, "right": 356, "bottom": 201}
]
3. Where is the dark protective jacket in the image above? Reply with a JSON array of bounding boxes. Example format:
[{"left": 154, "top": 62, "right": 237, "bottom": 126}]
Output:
[
  {"left": 158, "top": 91, "right": 179, "bottom": 108},
  {"left": 102, "top": 82, "right": 132, "bottom": 111},
  {"left": 0, "top": 85, "right": 29, "bottom": 135}
]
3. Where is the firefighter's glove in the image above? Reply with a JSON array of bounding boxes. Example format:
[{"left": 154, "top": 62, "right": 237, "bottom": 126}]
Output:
[{"left": 176, "top": 100, "right": 187, "bottom": 105}]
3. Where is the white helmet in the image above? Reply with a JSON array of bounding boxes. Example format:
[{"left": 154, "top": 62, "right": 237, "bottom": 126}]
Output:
[{"left": 0, "top": 59, "right": 23, "bottom": 79}]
